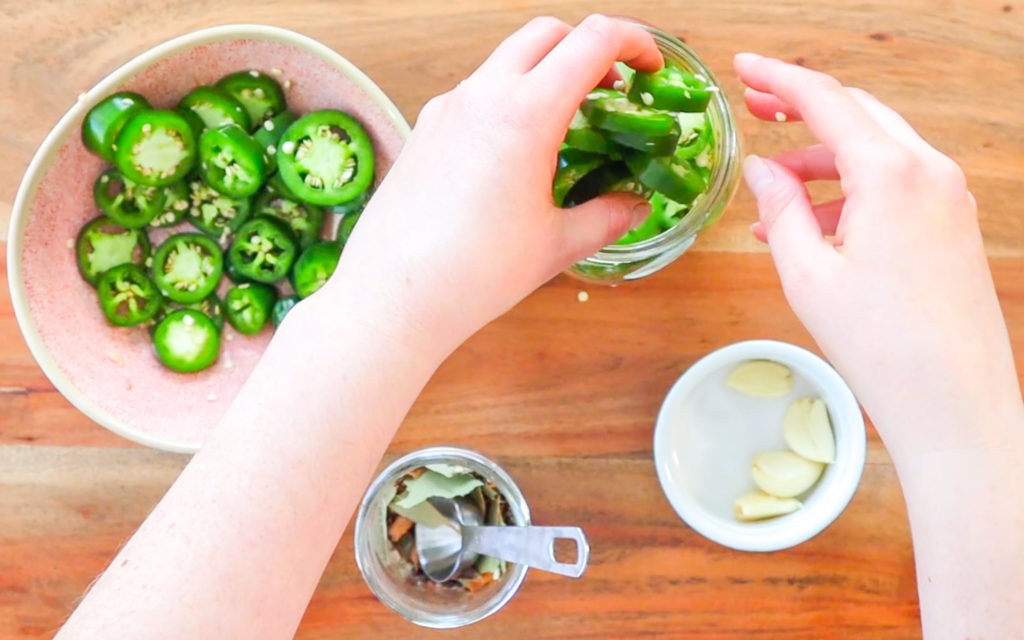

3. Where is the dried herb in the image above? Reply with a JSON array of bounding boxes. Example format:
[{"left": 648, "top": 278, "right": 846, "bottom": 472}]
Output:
[{"left": 385, "top": 465, "right": 513, "bottom": 592}]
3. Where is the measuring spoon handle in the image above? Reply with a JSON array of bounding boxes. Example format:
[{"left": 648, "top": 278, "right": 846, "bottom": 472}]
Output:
[{"left": 462, "top": 525, "right": 590, "bottom": 578}]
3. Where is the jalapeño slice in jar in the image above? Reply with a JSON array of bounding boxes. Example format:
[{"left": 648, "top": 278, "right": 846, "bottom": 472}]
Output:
[
  {"left": 178, "top": 85, "right": 251, "bottom": 131},
  {"left": 224, "top": 282, "right": 277, "bottom": 335},
  {"left": 276, "top": 109, "right": 375, "bottom": 206},
  {"left": 96, "top": 263, "right": 163, "bottom": 327},
  {"left": 271, "top": 295, "right": 300, "bottom": 327},
  {"left": 216, "top": 70, "right": 287, "bottom": 128},
  {"left": 152, "top": 309, "right": 220, "bottom": 373},
  {"left": 93, "top": 168, "right": 166, "bottom": 228},
  {"left": 81, "top": 92, "right": 151, "bottom": 163},
  {"left": 253, "top": 110, "right": 297, "bottom": 173},
  {"left": 291, "top": 240, "right": 341, "bottom": 298},
  {"left": 75, "top": 216, "right": 151, "bottom": 286},
  {"left": 553, "top": 149, "right": 608, "bottom": 207},
  {"left": 581, "top": 88, "right": 681, "bottom": 151},
  {"left": 227, "top": 216, "right": 298, "bottom": 284},
  {"left": 114, "top": 110, "right": 197, "bottom": 186},
  {"left": 186, "top": 179, "right": 252, "bottom": 243},
  {"left": 148, "top": 181, "right": 191, "bottom": 228},
  {"left": 628, "top": 65, "right": 713, "bottom": 113},
  {"left": 254, "top": 190, "right": 324, "bottom": 248},
  {"left": 151, "top": 232, "right": 224, "bottom": 304},
  {"left": 625, "top": 154, "right": 708, "bottom": 205},
  {"left": 199, "top": 124, "right": 268, "bottom": 198},
  {"left": 564, "top": 110, "right": 617, "bottom": 155}
]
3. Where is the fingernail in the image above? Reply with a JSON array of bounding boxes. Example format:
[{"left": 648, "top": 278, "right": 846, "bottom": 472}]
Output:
[
  {"left": 734, "top": 52, "right": 764, "bottom": 64},
  {"left": 743, "top": 155, "right": 774, "bottom": 197},
  {"left": 630, "top": 201, "right": 651, "bottom": 229}
]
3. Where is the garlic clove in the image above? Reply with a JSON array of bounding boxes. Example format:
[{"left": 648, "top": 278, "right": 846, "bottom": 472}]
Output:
[
  {"left": 751, "top": 450, "right": 825, "bottom": 498},
  {"left": 725, "top": 360, "right": 794, "bottom": 398},
  {"left": 734, "top": 490, "right": 802, "bottom": 521},
  {"left": 783, "top": 397, "right": 836, "bottom": 463}
]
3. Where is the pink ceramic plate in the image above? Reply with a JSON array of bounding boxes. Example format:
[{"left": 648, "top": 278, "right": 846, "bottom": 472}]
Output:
[{"left": 8, "top": 25, "right": 410, "bottom": 452}]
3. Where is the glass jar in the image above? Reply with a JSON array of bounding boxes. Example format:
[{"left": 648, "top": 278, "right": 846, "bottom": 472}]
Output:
[
  {"left": 567, "top": 22, "right": 741, "bottom": 285},
  {"left": 353, "top": 447, "right": 531, "bottom": 628}
]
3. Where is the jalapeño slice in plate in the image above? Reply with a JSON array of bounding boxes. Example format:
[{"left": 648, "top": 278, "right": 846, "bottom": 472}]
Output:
[{"left": 276, "top": 109, "right": 375, "bottom": 206}]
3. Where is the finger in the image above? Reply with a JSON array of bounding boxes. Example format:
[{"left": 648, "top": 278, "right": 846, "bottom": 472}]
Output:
[
  {"left": 530, "top": 15, "right": 662, "bottom": 117},
  {"left": 734, "top": 53, "right": 898, "bottom": 162},
  {"left": 771, "top": 144, "right": 839, "bottom": 182},
  {"left": 743, "top": 155, "right": 835, "bottom": 279},
  {"left": 750, "top": 197, "right": 845, "bottom": 243},
  {"left": 558, "top": 192, "right": 651, "bottom": 264},
  {"left": 474, "top": 16, "right": 573, "bottom": 76},
  {"left": 845, "top": 87, "right": 934, "bottom": 154},
  {"left": 744, "top": 88, "right": 802, "bottom": 123}
]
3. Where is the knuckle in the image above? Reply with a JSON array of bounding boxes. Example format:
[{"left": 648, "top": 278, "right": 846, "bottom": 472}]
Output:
[
  {"left": 927, "top": 155, "right": 968, "bottom": 191},
  {"left": 873, "top": 144, "right": 922, "bottom": 178},
  {"left": 528, "top": 15, "right": 565, "bottom": 33},
  {"left": 758, "top": 182, "right": 805, "bottom": 221},
  {"left": 578, "top": 13, "right": 616, "bottom": 38}
]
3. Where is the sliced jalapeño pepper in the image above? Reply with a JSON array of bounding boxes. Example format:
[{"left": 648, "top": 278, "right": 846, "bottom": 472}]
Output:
[
  {"left": 75, "top": 216, "right": 151, "bottom": 286},
  {"left": 93, "top": 168, "right": 166, "bottom": 228},
  {"left": 564, "top": 110, "right": 617, "bottom": 155},
  {"left": 148, "top": 181, "right": 191, "bottom": 228},
  {"left": 616, "top": 192, "right": 688, "bottom": 245},
  {"left": 186, "top": 179, "right": 252, "bottom": 244},
  {"left": 216, "top": 70, "right": 287, "bottom": 128},
  {"left": 96, "top": 263, "right": 163, "bottom": 327},
  {"left": 335, "top": 210, "right": 361, "bottom": 245},
  {"left": 673, "top": 113, "right": 712, "bottom": 160},
  {"left": 625, "top": 154, "right": 707, "bottom": 205},
  {"left": 115, "top": 110, "right": 197, "bottom": 186},
  {"left": 81, "top": 92, "right": 151, "bottom": 163},
  {"left": 628, "top": 65, "right": 713, "bottom": 113},
  {"left": 159, "top": 293, "right": 225, "bottom": 332},
  {"left": 581, "top": 88, "right": 681, "bottom": 154},
  {"left": 225, "top": 282, "right": 276, "bottom": 335},
  {"left": 562, "top": 162, "right": 633, "bottom": 208},
  {"left": 178, "top": 86, "right": 251, "bottom": 131},
  {"left": 199, "top": 124, "right": 267, "bottom": 197},
  {"left": 553, "top": 150, "right": 608, "bottom": 207},
  {"left": 226, "top": 217, "right": 297, "bottom": 284},
  {"left": 151, "top": 233, "right": 224, "bottom": 303},
  {"left": 152, "top": 309, "right": 220, "bottom": 373},
  {"left": 276, "top": 109, "right": 375, "bottom": 206},
  {"left": 254, "top": 190, "right": 324, "bottom": 248},
  {"left": 252, "top": 111, "right": 297, "bottom": 173},
  {"left": 272, "top": 295, "right": 300, "bottom": 327},
  {"left": 291, "top": 240, "right": 341, "bottom": 298}
]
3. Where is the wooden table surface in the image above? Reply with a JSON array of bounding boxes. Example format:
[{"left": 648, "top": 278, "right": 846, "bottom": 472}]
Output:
[{"left": 2, "top": 1, "right": 1022, "bottom": 638}]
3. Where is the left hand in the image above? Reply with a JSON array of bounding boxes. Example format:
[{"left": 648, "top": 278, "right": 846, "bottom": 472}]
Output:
[{"left": 326, "top": 15, "right": 661, "bottom": 357}]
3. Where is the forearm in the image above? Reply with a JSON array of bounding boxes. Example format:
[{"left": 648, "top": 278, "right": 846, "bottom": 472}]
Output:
[
  {"left": 891, "top": 405, "right": 1024, "bottom": 639},
  {"left": 57, "top": 273, "right": 446, "bottom": 639}
]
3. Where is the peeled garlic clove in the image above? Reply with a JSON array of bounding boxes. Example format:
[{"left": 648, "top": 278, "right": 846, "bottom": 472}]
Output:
[
  {"left": 783, "top": 397, "right": 836, "bottom": 463},
  {"left": 751, "top": 450, "right": 825, "bottom": 498},
  {"left": 734, "top": 490, "right": 802, "bottom": 521},
  {"left": 725, "top": 360, "right": 794, "bottom": 398}
]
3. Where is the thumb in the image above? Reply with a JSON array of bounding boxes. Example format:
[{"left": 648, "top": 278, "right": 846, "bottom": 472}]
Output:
[
  {"left": 558, "top": 192, "right": 651, "bottom": 264},
  {"left": 744, "top": 155, "right": 833, "bottom": 279}
]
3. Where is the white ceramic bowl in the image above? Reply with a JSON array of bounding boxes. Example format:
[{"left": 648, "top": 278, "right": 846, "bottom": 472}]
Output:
[
  {"left": 653, "top": 340, "right": 866, "bottom": 551},
  {"left": 7, "top": 25, "right": 410, "bottom": 452}
]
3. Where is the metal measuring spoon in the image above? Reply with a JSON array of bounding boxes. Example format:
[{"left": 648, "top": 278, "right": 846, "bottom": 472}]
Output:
[{"left": 415, "top": 496, "right": 590, "bottom": 582}]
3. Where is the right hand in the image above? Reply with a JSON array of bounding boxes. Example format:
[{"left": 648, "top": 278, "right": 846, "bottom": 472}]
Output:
[{"left": 735, "top": 53, "right": 1024, "bottom": 461}]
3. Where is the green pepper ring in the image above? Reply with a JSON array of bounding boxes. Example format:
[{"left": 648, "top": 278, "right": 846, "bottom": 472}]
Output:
[
  {"left": 276, "top": 109, "right": 375, "bottom": 206},
  {"left": 75, "top": 216, "right": 151, "bottom": 286},
  {"left": 96, "top": 263, "right": 163, "bottom": 327},
  {"left": 152, "top": 309, "right": 220, "bottom": 373},
  {"left": 151, "top": 232, "right": 225, "bottom": 304}
]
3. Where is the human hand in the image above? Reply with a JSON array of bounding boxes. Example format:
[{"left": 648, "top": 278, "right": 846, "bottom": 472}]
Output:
[
  {"left": 735, "top": 54, "right": 1023, "bottom": 460},
  {"left": 325, "top": 16, "right": 660, "bottom": 357}
]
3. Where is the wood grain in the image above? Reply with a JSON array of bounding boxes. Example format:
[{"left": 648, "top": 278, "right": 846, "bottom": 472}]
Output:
[{"left": 2, "top": 0, "right": 1023, "bottom": 638}]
